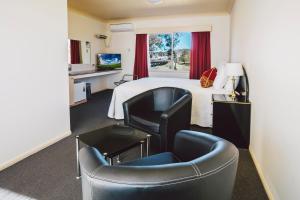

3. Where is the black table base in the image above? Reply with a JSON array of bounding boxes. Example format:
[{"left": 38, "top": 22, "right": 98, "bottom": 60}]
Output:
[{"left": 75, "top": 125, "right": 151, "bottom": 179}]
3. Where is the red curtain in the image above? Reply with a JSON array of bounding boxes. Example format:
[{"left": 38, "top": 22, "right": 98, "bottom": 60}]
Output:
[
  {"left": 70, "top": 40, "right": 81, "bottom": 64},
  {"left": 133, "top": 34, "right": 149, "bottom": 79},
  {"left": 189, "top": 32, "right": 211, "bottom": 79}
]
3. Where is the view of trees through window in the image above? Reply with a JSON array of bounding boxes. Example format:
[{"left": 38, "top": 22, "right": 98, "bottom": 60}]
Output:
[{"left": 149, "top": 32, "right": 191, "bottom": 71}]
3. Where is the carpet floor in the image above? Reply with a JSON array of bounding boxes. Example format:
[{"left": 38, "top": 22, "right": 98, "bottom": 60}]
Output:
[{"left": 0, "top": 90, "right": 268, "bottom": 200}]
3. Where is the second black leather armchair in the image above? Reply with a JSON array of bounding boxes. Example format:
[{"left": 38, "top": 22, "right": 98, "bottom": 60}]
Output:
[
  {"left": 123, "top": 87, "right": 192, "bottom": 151},
  {"left": 79, "top": 130, "right": 239, "bottom": 200}
]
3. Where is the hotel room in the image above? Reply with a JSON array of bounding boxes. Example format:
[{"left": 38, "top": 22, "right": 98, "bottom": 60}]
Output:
[{"left": 1, "top": 0, "right": 299, "bottom": 199}]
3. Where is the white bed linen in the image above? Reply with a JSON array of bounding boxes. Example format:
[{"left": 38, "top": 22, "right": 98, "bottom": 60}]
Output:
[{"left": 108, "top": 77, "right": 228, "bottom": 127}]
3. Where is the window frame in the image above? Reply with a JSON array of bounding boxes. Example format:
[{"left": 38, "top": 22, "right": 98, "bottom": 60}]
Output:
[{"left": 147, "top": 32, "right": 191, "bottom": 73}]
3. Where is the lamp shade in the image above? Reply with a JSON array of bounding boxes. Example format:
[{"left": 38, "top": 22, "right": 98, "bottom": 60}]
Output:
[{"left": 226, "top": 63, "right": 244, "bottom": 76}]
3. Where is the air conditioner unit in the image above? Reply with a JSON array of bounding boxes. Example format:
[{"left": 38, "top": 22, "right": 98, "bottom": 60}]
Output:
[{"left": 109, "top": 23, "right": 134, "bottom": 32}]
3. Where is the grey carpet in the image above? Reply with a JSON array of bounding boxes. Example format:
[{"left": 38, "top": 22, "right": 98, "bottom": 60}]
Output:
[{"left": 0, "top": 90, "right": 268, "bottom": 200}]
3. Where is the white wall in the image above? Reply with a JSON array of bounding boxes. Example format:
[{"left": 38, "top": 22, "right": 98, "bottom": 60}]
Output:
[
  {"left": 68, "top": 9, "right": 109, "bottom": 93},
  {"left": 105, "top": 32, "right": 136, "bottom": 88},
  {"left": 0, "top": 0, "right": 70, "bottom": 170},
  {"left": 106, "top": 14, "right": 230, "bottom": 88},
  {"left": 230, "top": 0, "right": 300, "bottom": 199}
]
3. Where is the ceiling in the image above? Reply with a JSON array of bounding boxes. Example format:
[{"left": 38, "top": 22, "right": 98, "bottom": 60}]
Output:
[{"left": 68, "top": 0, "right": 235, "bottom": 20}]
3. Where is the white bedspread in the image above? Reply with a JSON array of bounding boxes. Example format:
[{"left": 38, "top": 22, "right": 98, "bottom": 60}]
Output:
[{"left": 108, "top": 77, "right": 227, "bottom": 127}]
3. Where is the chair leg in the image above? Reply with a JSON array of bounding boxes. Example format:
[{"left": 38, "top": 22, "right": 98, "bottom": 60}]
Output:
[
  {"left": 117, "top": 155, "right": 121, "bottom": 163},
  {"left": 140, "top": 140, "right": 145, "bottom": 158},
  {"left": 108, "top": 157, "right": 113, "bottom": 165},
  {"left": 76, "top": 136, "right": 81, "bottom": 179},
  {"left": 146, "top": 134, "right": 151, "bottom": 156}
]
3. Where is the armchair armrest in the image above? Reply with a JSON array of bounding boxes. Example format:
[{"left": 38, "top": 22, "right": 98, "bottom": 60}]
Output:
[
  {"left": 123, "top": 90, "right": 153, "bottom": 125},
  {"left": 122, "top": 74, "right": 138, "bottom": 81},
  {"left": 79, "top": 147, "right": 108, "bottom": 175},
  {"left": 159, "top": 94, "right": 192, "bottom": 151}
]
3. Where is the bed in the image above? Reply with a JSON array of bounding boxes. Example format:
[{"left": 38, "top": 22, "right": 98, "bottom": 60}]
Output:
[{"left": 108, "top": 77, "right": 229, "bottom": 127}]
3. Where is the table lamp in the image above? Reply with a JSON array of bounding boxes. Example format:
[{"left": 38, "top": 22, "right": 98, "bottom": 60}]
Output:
[{"left": 226, "top": 63, "right": 244, "bottom": 99}]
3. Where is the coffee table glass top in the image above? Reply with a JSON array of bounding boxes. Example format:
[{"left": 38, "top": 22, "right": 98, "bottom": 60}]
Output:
[{"left": 77, "top": 125, "right": 148, "bottom": 158}]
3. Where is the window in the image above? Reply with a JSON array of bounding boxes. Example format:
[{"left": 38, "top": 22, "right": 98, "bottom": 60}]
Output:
[{"left": 148, "top": 32, "right": 191, "bottom": 72}]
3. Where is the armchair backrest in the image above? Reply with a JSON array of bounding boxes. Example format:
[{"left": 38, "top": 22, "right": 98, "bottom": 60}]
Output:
[
  {"left": 173, "top": 130, "right": 218, "bottom": 161},
  {"left": 153, "top": 87, "right": 191, "bottom": 112}
]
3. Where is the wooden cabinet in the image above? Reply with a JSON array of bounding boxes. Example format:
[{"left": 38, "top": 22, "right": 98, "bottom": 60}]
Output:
[{"left": 212, "top": 94, "right": 251, "bottom": 149}]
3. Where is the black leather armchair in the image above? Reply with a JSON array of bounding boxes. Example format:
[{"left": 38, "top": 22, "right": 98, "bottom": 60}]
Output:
[
  {"left": 79, "top": 130, "right": 239, "bottom": 200},
  {"left": 123, "top": 87, "right": 192, "bottom": 151}
]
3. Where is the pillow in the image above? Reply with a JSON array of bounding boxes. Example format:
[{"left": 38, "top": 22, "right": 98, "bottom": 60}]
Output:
[
  {"left": 213, "top": 64, "right": 227, "bottom": 89},
  {"left": 224, "top": 76, "right": 240, "bottom": 92},
  {"left": 200, "top": 68, "right": 217, "bottom": 88}
]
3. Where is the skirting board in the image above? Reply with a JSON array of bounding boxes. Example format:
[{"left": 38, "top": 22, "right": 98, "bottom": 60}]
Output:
[
  {"left": 0, "top": 130, "right": 72, "bottom": 171},
  {"left": 249, "top": 146, "right": 275, "bottom": 200}
]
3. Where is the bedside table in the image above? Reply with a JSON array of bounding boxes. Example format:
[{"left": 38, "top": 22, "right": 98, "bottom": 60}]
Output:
[{"left": 212, "top": 94, "right": 251, "bottom": 148}]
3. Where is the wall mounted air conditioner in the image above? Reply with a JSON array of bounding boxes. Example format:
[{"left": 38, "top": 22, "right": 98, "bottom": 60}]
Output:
[{"left": 109, "top": 23, "right": 134, "bottom": 32}]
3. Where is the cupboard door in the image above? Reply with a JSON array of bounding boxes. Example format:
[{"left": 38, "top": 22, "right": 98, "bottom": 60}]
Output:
[
  {"left": 74, "top": 82, "right": 87, "bottom": 103},
  {"left": 213, "top": 102, "right": 250, "bottom": 148}
]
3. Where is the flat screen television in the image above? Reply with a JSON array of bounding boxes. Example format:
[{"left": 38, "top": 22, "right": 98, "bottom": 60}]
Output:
[{"left": 97, "top": 53, "right": 121, "bottom": 70}]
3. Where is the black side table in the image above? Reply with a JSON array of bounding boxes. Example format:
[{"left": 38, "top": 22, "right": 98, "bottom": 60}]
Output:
[
  {"left": 76, "top": 125, "right": 151, "bottom": 179},
  {"left": 212, "top": 94, "right": 251, "bottom": 149}
]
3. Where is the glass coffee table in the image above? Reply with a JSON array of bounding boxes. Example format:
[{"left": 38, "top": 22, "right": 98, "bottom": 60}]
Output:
[{"left": 76, "top": 125, "right": 151, "bottom": 179}]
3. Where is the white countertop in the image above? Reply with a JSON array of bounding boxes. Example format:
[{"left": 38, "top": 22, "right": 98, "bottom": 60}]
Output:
[{"left": 69, "top": 70, "right": 121, "bottom": 80}]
